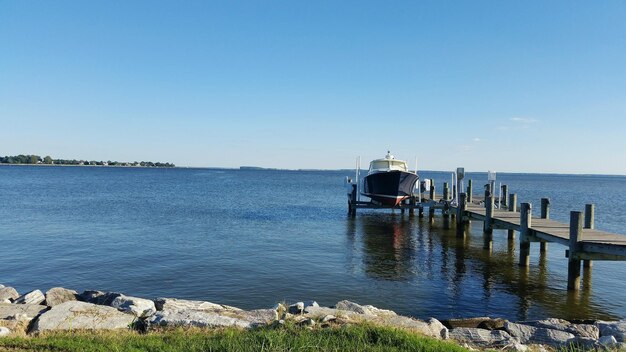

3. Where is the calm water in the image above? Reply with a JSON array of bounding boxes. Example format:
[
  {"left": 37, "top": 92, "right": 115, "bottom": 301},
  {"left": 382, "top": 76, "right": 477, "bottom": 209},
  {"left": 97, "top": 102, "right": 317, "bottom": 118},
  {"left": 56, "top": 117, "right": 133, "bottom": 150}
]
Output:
[{"left": 1, "top": 166, "right": 625, "bottom": 321}]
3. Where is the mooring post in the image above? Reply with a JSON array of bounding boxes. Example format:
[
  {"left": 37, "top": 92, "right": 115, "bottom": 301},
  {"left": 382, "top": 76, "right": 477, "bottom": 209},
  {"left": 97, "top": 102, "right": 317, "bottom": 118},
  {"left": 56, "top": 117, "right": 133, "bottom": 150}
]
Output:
[
  {"left": 501, "top": 185, "right": 508, "bottom": 208},
  {"left": 583, "top": 204, "right": 595, "bottom": 269},
  {"left": 568, "top": 211, "right": 583, "bottom": 290},
  {"left": 467, "top": 179, "right": 473, "bottom": 203},
  {"left": 540, "top": 198, "right": 550, "bottom": 252},
  {"left": 519, "top": 203, "right": 532, "bottom": 267},
  {"left": 484, "top": 191, "right": 494, "bottom": 234},
  {"left": 456, "top": 193, "right": 467, "bottom": 238},
  {"left": 508, "top": 194, "right": 517, "bottom": 212},
  {"left": 443, "top": 182, "right": 449, "bottom": 201},
  {"left": 508, "top": 193, "right": 517, "bottom": 240},
  {"left": 409, "top": 197, "right": 415, "bottom": 215},
  {"left": 349, "top": 184, "right": 357, "bottom": 217}
]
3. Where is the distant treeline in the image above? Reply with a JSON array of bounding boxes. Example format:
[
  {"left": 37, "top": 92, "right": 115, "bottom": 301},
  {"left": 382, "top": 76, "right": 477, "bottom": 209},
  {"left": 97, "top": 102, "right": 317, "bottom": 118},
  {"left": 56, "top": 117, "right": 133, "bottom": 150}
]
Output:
[{"left": 0, "top": 154, "right": 175, "bottom": 167}]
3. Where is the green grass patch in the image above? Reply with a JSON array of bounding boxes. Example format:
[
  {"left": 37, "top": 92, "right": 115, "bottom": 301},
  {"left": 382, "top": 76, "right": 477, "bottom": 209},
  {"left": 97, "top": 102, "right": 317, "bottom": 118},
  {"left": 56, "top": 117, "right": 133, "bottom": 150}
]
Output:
[{"left": 0, "top": 322, "right": 469, "bottom": 352}]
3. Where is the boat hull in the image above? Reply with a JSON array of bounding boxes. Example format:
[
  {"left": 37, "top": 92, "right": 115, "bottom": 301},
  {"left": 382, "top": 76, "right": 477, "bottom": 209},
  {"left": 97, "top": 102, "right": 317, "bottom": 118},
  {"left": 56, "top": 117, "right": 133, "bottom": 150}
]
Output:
[{"left": 362, "top": 171, "right": 419, "bottom": 206}]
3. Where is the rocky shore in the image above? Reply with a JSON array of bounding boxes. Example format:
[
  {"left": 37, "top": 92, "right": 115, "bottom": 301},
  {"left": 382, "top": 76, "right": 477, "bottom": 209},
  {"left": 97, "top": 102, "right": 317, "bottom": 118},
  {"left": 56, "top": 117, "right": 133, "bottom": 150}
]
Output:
[{"left": 1, "top": 284, "right": 625, "bottom": 351}]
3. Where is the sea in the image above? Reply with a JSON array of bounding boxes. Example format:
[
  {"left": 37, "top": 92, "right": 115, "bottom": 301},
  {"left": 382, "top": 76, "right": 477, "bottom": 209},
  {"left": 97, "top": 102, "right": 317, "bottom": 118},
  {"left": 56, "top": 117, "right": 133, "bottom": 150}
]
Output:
[{"left": 1, "top": 165, "right": 625, "bottom": 321}]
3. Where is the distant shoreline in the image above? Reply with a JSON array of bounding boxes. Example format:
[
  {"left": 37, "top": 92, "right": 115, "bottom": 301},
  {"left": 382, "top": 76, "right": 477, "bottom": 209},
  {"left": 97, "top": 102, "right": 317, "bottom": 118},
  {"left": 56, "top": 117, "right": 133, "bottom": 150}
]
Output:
[{"left": 0, "top": 163, "right": 176, "bottom": 169}]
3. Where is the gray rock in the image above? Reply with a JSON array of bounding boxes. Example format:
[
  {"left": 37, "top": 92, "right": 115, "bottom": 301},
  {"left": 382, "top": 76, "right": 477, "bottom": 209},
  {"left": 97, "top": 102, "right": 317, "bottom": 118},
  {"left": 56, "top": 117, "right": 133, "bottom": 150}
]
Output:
[
  {"left": 596, "top": 320, "right": 626, "bottom": 342},
  {"left": 384, "top": 316, "right": 448, "bottom": 339},
  {"left": 0, "top": 284, "right": 4, "bottom": 288},
  {"left": 289, "top": 302, "right": 305, "bottom": 315},
  {"left": 78, "top": 290, "right": 106, "bottom": 303},
  {"left": 0, "top": 326, "right": 10, "bottom": 337},
  {"left": 109, "top": 294, "right": 156, "bottom": 318},
  {"left": 15, "top": 290, "right": 45, "bottom": 305},
  {"left": 0, "top": 304, "right": 48, "bottom": 320},
  {"left": 45, "top": 287, "right": 78, "bottom": 307},
  {"left": 449, "top": 327, "right": 518, "bottom": 348},
  {"left": 599, "top": 335, "right": 618, "bottom": 347},
  {"left": 150, "top": 308, "right": 276, "bottom": 329},
  {"left": 477, "top": 318, "right": 506, "bottom": 330},
  {"left": 335, "top": 300, "right": 396, "bottom": 317},
  {"left": 30, "top": 301, "right": 135, "bottom": 333},
  {"left": 322, "top": 315, "right": 336, "bottom": 323},
  {"left": 0, "top": 287, "right": 19, "bottom": 302},
  {"left": 154, "top": 298, "right": 240, "bottom": 312},
  {"left": 504, "top": 322, "right": 575, "bottom": 346},
  {"left": 303, "top": 301, "right": 319, "bottom": 309},
  {"left": 521, "top": 318, "right": 599, "bottom": 339}
]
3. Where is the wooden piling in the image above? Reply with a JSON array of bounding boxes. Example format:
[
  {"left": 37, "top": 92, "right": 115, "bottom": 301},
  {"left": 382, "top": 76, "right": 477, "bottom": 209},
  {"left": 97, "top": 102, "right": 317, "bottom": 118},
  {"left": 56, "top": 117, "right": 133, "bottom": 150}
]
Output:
[
  {"left": 457, "top": 193, "right": 467, "bottom": 238},
  {"left": 467, "top": 179, "right": 473, "bottom": 203},
  {"left": 540, "top": 198, "right": 550, "bottom": 252},
  {"left": 519, "top": 203, "right": 532, "bottom": 267},
  {"left": 508, "top": 193, "right": 517, "bottom": 239},
  {"left": 349, "top": 184, "right": 357, "bottom": 217},
  {"left": 568, "top": 211, "right": 583, "bottom": 291},
  {"left": 484, "top": 192, "right": 494, "bottom": 234},
  {"left": 584, "top": 204, "right": 595, "bottom": 268},
  {"left": 501, "top": 184, "right": 508, "bottom": 208},
  {"left": 443, "top": 182, "right": 449, "bottom": 201}
]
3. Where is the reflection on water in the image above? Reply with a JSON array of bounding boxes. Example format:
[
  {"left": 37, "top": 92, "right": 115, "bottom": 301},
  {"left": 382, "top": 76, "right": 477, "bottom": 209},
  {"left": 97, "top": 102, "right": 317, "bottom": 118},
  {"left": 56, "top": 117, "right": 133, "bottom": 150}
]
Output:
[{"left": 350, "top": 212, "right": 616, "bottom": 321}]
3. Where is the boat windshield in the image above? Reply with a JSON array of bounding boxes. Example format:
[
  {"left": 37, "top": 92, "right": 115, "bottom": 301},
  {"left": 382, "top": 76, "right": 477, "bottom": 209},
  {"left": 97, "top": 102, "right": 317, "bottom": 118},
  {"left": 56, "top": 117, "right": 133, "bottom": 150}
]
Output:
[{"left": 369, "top": 160, "right": 408, "bottom": 172}]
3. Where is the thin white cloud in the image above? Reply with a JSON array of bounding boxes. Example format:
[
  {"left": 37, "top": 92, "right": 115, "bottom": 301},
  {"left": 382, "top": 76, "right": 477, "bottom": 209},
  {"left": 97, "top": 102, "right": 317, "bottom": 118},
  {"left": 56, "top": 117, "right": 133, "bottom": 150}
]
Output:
[
  {"left": 510, "top": 117, "right": 538, "bottom": 124},
  {"left": 472, "top": 137, "right": 481, "bottom": 142}
]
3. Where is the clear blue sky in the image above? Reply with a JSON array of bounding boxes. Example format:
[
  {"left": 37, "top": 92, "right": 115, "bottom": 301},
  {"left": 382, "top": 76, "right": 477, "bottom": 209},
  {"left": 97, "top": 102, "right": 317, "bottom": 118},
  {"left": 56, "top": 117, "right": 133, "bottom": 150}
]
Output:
[{"left": 1, "top": 1, "right": 625, "bottom": 174}]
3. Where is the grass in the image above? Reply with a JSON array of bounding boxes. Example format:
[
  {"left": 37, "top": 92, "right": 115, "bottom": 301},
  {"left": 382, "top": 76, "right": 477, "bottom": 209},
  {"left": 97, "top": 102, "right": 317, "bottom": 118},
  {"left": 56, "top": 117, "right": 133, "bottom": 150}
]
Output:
[{"left": 0, "top": 322, "right": 469, "bottom": 352}]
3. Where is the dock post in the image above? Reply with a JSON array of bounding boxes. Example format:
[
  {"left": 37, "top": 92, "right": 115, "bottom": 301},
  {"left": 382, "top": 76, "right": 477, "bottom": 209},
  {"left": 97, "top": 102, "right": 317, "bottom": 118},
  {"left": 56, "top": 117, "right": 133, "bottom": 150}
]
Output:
[
  {"left": 456, "top": 193, "right": 467, "bottom": 238},
  {"left": 540, "top": 198, "right": 550, "bottom": 252},
  {"left": 467, "top": 179, "right": 473, "bottom": 203},
  {"left": 349, "top": 184, "right": 357, "bottom": 217},
  {"left": 484, "top": 193, "right": 494, "bottom": 250},
  {"left": 501, "top": 184, "right": 508, "bottom": 208},
  {"left": 484, "top": 191, "right": 494, "bottom": 234},
  {"left": 519, "top": 203, "right": 532, "bottom": 267},
  {"left": 429, "top": 181, "right": 436, "bottom": 218},
  {"left": 443, "top": 182, "right": 449, "bottom": 201},
  {"left": 409, "top": 197, "right": 415, "bottom": 215},
  {"left": 568, "top": 211, "right": 583, "bottom": 291},
  {"left": 442, "top": 182, "right": 450, "bottom": 218},
  {"left": 508, "top": 193, "right": 517, "bottom": 240},
  {"left": 583, "top": 204, "right": 595, "bottom": 269}
]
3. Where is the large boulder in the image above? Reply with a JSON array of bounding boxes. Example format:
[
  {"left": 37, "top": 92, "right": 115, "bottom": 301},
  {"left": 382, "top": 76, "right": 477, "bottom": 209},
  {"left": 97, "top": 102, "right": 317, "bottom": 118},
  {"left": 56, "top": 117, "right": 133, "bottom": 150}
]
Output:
[
  {"left": 520, "top": 318, "right": 599, "bottom": 339},
  {"left": 0, "top": 287, "right": 19, "bottom": 303},
  {"left": 45, "top": 287, "right": 78, "bottom": 307},
  {"left": 335, "top": 300, "right": 396, "bottom": 317},
  {"left": 0, "top": 303, "right": 48, "bottom": 335},
  {"left": 596, "top": 320, "right": 626, "bottom": 342},
  {"left": 0, "top": 326, "right": 10, "bottom": 337},
  {"left": 154, "top": 298, "right": 240, "bottom": 312},
  {"left": 383, "top": 316, "right": 448, "bottom": 339},
  {"left": 504, "top": 322, "right": 575, "bottom": 346},
  {"left": 150, "top": 298, "right": 275, "bottom": 329},
  {"left": 14, "top": 290, "right": 45, "bottom": 305},
  {"left": 109, "top": 294, "right": 156, "bottom": 318},
  {"left": 0, "top": 304, "right": 48, "bottom": 320},
  {"left": 449, "top": 327, "right": 519, "bottom": 348},
  {"left": 30, "top": 301, "right": 135, "bottom": 333}
]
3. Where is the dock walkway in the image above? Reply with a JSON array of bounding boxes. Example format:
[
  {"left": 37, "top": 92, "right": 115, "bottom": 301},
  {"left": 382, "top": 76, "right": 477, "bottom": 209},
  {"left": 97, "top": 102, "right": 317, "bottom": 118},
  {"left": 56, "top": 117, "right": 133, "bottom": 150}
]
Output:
[{"left": 346, "top": 179, "right": 626, "bottom": 291}]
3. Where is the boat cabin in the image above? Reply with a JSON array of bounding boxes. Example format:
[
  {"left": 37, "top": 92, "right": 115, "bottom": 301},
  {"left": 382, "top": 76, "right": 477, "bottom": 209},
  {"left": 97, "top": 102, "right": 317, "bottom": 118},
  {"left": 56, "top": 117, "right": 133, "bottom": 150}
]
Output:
[{"left": 368, "top": 152, "right": 408, "bottom": 173}]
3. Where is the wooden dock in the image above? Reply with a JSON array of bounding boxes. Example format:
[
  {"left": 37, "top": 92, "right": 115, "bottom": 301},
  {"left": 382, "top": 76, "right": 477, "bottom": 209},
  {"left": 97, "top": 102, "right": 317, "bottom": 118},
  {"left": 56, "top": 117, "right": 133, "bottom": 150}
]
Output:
[{"left": 346, "top": 179, "right": 626, "bottom": 291}]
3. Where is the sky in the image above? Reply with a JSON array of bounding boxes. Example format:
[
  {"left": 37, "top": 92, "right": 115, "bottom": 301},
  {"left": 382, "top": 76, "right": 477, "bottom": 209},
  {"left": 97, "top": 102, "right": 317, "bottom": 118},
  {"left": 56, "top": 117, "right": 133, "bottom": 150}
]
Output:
[{"left": 1, "top": 1, "right": 625, "bottom": 174}]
